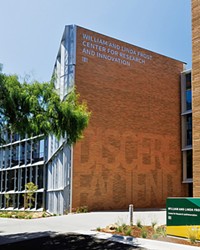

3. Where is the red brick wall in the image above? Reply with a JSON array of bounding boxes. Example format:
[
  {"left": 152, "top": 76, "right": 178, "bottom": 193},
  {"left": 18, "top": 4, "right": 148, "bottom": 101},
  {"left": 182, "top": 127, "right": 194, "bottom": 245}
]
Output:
[{"left": 72, "top": 26, "right": 188, "bottom": 211}]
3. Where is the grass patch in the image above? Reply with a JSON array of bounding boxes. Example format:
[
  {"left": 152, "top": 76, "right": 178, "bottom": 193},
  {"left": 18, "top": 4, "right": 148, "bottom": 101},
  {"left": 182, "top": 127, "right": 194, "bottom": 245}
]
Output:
[
  {"left": 188, "top": 227, "right": 199, "bottom": 244},
  {"left": 141, "top": 227, "right": 148, "bottom": 238},
  {"left": 125, "top": 227, "right": 132, "bottom": 236},
  {"left": 136, "top": 219, "right": 142, "bottom": 228},
  {"left": 0, "top": 211, "right": 51, "bottom": 219},
  {"left": 75, "top": 206, "right": 89, "bottom": 213}
]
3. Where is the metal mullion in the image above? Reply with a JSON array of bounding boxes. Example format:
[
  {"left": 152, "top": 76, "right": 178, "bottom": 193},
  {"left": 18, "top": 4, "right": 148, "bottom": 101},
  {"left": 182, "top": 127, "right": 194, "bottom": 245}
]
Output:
[
  {"left": 30, "top": 166, "right": 32, "bottom": 183},
  {"left": 7, "top": 146, "right": 11, "bottom": 168},
  {"left": 36, "top": 166, "right": 38, "bottom": 187},
  {"left": 18, "top": 168, "right": 22, "bottom": 191},
  {"left": 0, "top": 150, "right": 2, "bottom": 169},
  {"left": 14, "top": 169, "right": 16, "bottom": 191},
  {"left": 35, "top": 192, "right": 38, "bottom": 210},
  {"left": 30, "top": 140, "right": 33, "bottom": 164},
  {"left": 1, "top": 171, "right": 3, "bottom": 192},
  {"left": 0, "top": 171, "right": 1, "bottom": 193},
  {"left": 17, "top": 193, "right": 19, "bottom": 209},
  {"left": 25, "top": 141, "right": 27, "bottom": 165},
  {"left": 5, "top": 170, "right": 7, "bottom": 192}
]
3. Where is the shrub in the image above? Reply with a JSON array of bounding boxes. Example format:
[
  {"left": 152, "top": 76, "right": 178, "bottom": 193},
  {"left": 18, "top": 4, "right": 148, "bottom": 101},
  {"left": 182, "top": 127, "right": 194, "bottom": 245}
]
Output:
[
  {"left": 76, "top": 206, "right": 88, "bottom": 213},
  {"left": 136, "top": 219, "right": 142, "bottom": 228},
  {"left": 151, "top": 220, "right": 157, "bottom": 228},
  {"left": 125, "top": 227, "right": 132, "bottom": 236},
  {"left": 188, "top": 227, "right": 199, "bottom": 244},
  {"left": 156, "top": 226, "right": 166, "bottom": 237},
  {"left": 42, "top": 212, "right": 47, "bottom": 217},
  {"left": 152, "top": 233, "right": 159, "bottom": 239},
  {"left": 141, "top": 227, "right": 148, "bottom": 238},
  {"left": 26, "top": 215, "right": 32, "bottom": 219},
  {"left": 122, "top": 223, "right": 127, "bottom": 231},
  {"left": 116, "top": 226, "right": 123, "bottom": 233}
]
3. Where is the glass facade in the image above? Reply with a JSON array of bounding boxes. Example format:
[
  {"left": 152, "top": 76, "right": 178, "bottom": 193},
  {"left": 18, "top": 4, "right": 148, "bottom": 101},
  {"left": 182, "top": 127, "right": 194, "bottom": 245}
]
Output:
[
  {"left": 0, "top": 133, "right": 46, "bottom": 210},
  {"left": 186, "top": 114, "right": 192, "bottom": 146},
  {"left": 186, "top": 150, "right": 193, "bottom": 179},
  {"left": 44, "top": 25, "right": 75, "bottom": 214},
  {"left": 186, "top": 73, "right": 192, "bottom": 110},
  {"left": 54, "top": 25, "right": 76, "bottom": 101},
  {"left": 181, "top": 70, "right": 192, "bottom": 184},
  {"left": 0, "top": 25, "right": 75, "bottom": 214}
]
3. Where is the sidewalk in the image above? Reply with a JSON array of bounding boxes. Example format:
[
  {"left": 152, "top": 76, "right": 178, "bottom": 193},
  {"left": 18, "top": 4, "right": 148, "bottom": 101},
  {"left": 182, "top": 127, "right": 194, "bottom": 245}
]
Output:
[
  {"left": 0, "top": 210, "right": 199, "bottom": 249},
  {"left": 0, "top": 210, "right": 166, "bottom": 237}
]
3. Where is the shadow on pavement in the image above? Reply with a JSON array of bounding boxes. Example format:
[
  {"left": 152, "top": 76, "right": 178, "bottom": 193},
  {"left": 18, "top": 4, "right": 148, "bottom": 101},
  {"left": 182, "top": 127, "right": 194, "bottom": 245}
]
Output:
[
  {"left": 0, "top": 231, "right": 54, "bottom": 245},
  {"left": 0, "top": 233, "right": 145, "bottom": 249}
]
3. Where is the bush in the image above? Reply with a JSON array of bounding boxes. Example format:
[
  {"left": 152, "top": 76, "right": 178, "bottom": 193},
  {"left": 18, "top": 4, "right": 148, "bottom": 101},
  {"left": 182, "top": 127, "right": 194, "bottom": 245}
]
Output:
[
  {"left": 125, "top": 227, "right": 132, "bottom": 236},
  {"left": 116, "top": 226, "right": 123, "bottom": 233},
  {"left": 76, "top": 206, "right": 88, "bottom": 213},
  {"left": 136, "top": 219, "right": 142, "bottom": 228},
  {"left": 156, "top": 226, "right": 166, "bottom": 237},
  {"left": 188, "top": 227, "right": 199, "bottom": 244},
  {"left": 151, "top": 220, "right": 157, "bottom": 228},
  {"left": 141, "top": 227, "right": 148, "bottom": 238},
  {"left": 42, "top": 212, "right": 47, "bottom": 217}
]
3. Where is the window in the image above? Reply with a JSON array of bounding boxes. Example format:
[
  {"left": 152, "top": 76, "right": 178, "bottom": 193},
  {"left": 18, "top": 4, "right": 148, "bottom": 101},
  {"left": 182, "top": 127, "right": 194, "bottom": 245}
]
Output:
[
  {"left": 2, "top": 194, "right": 5, "bottom": 208},
  {"left": 36, "top": 192, "right": 43, "bottom": 209},
  {"left": 8, "top": 194, "right": 16, "bottom": 208},
  {"left": 186, "top": 150, "right": 192, "bottom": 179},
  {"left": 26, "top": 167, "right": 30, "bottom": 184},
  {"left": 183, "top": 149, "right": 193, "bottom": 182},
  {"left": 1, "top": 149, "right": 6, "bottom": 168},
  {"left": 11, "top": 144, "right": 19, "bottom": 167},
  {"left": 18, "top": 193, "right": 24, "bottom": 209},
  {"left": 7, "top": 170, "right": 15, "bottom": 191},
  {"left": 12, "top": 133, "right": 20, "bottom": 143},
  {"left": 181, "top": 71, "right": 193, "bottom": 184},
  {"left": 5, "top": 147, "right": 11, "bottom": 168},
  {"left": 26, "top": 141, "right": 32, "bottom": 164},
  {"left": 32, "top": 138, "right": 44, "bottom": 163},
  {"left": 1, "top": 171, "right": 5, "bottom": 192},
  {"left": 21, "top": 168, "right": 26, "bottom": 191},
  {"left": 186, "top": 73, "right": 192, "bottom": 110},
  {"left": 186, "top": 114, "right": 192, "bottom": 146},
  {"left": 0, "top": 195, "right": 3, "bottom": 208},
  {"left": 0, "top": 133, "right": 46, "bottom": 211},
  {"left": 37, "top": 166, "right": 44, "bottom": 189},
  {"left": 32, "top": 166, "right": 36, "bottom": 185},
  {"left": 20, "top": 142, "right": 25, "bottom": 165}
]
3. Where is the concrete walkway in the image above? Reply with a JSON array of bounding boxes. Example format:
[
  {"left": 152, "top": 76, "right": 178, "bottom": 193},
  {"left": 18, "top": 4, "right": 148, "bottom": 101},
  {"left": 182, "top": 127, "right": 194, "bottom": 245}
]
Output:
[{"left": 0, "top": 210, "right": 199, "bottom": 249}]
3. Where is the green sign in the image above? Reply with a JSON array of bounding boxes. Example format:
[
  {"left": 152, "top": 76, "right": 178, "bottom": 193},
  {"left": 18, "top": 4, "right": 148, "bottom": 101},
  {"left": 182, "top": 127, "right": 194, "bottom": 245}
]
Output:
[
  {"left": 166, "top": 198, "right": 200, "bottom": 238},
  {"left": 167, "top": 198, "right": 200, "bottom": 226}
]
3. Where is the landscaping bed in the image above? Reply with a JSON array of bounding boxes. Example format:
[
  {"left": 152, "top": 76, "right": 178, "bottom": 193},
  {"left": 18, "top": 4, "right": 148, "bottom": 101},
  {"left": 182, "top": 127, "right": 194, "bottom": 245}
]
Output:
[
  {"left": 0, "top": 211, "right": 51, "bottom": 219},
  {"left": 99, "top": 223, "right": 200, "bottom": 247}
]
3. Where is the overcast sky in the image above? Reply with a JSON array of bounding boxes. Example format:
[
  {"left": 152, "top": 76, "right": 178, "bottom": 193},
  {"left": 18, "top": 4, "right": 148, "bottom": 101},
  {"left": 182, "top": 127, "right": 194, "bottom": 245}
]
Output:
[{"left": 0, "top": 0, "right": 191, "bottom": 82}]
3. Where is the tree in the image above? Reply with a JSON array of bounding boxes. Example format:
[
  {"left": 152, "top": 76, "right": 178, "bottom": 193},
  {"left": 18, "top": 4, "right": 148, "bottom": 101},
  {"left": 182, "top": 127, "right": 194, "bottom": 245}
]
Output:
[
  {"left": 0, "top": 73, "right": 90, "bottom": 144},
  {"left": 23, "top": 182, "right": 38, "bottom": 209},
  {"left": 4, "top": 193, "right": 10, "bottom": 208}
]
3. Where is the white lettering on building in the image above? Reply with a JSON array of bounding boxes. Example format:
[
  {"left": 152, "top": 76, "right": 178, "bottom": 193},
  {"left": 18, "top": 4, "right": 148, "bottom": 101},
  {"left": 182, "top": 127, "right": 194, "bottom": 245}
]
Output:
[{"left": 81, "top": 33, "right": 153, "bottom": 66}]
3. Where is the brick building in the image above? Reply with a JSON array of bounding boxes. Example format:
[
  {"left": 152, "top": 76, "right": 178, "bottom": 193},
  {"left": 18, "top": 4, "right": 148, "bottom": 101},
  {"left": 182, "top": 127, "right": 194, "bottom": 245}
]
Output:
[
  {"left": 54, "top": 25, "right": 189, "bottom": 212},
  {"left": 192, "top": 0, "right": 200, "bottom": 197},
  {"left": 0, "top": 25, "right": 191, "bottom": 214}
]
